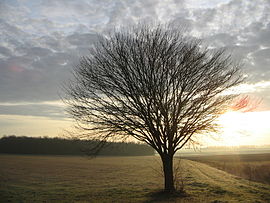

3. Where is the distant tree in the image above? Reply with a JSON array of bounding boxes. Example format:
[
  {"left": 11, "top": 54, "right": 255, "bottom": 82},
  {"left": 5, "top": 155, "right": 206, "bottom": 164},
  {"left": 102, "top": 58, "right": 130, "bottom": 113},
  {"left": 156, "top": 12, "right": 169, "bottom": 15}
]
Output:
[
  {"left": 64, "top": 24, "right": 243, "bottom": 192},
  {"left": 0, "top": 136, "right": 154, "bottom": 156}
]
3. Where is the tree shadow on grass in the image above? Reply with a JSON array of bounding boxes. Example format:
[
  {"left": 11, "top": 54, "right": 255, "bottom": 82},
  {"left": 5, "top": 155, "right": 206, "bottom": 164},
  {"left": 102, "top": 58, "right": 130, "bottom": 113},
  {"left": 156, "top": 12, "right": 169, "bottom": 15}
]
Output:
[{"left": 145, "top": 189, "right": 189, "bottom": 203}]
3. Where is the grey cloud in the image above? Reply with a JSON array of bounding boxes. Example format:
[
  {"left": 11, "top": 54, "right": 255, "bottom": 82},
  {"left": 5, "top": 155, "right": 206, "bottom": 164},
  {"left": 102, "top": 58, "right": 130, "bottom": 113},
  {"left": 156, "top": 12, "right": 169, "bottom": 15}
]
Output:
[
  {"left": 204, "top": 33, "right": 237, "bottom": 47},
  {"left": 41, "top": 0, "right": 93, "bottom": 15},
  {"left": 170, "top": 17, "right": 194, "bottom": 32},
  {"left": 224, "top": 45, "right": 259, "bottom": 62},
  {"left": 0, "top": 46, "right": 12, "bottom": 57},
  {"left": 104, "top": 0, "right": 162, "bottom": 30},
  {"left": 193, "top": 8, "right": 216, "bottom": 26},
  {"left": 25, "top": 47, "right": 52, "bottom": 57},
  {"left": 224, "top": 45, "right": 269, "bottom": 83},
  {"left": 0, "top": 104, "right": 66, "bottom": 119},
  {"left": 0, "top": 52, "right": 73, "bottom": 102},
  {"left": 106, "top": 1, "right": 138, "bottom": 28},
  {"left": 66, "top": 33, "right": 98, "bottom": 47},
  {"left": 74, "top": 24, "right": 90, "bottom": 33},
  {"left": 0, "top": 0, "right": 270, "bottom": 110},
  {"left": 32, "top": 52, "right": 75, "bottom": 70},
  {"left": 0, "top": 20, "right": 29, "bottom": 41},
  {"left": 192, "top": 0, "right": 270, "bottom": 85},
  {"left": 246, "top": 23, "right": 270, "bottom": 46},
  {"left": 253, "top": 48, "right": 270, "bottom": 60},
  {"left": 252, "top": 48, "right": 270, "bottom": 79},
  {"left": 38, "top": 34, "right": 71, "bottom": 52},
  {"left": 190, "top": 0, "right": 270, "bottom": 37},
  {"left": 0, "top": 2, "right": 30, "bottom": 24},
  {"left": 38, "top": 36, "right": 60, "bottom": 50},
  {"left": 6, "top": 56, "right": 33, "bottom": 68}
]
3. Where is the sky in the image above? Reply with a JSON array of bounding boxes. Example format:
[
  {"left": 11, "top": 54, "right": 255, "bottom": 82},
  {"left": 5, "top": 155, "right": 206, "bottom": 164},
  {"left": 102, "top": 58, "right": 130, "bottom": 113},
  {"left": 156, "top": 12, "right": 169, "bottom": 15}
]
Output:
[{"left": 0, "top": 0, "right": 270, "bottom": 145}]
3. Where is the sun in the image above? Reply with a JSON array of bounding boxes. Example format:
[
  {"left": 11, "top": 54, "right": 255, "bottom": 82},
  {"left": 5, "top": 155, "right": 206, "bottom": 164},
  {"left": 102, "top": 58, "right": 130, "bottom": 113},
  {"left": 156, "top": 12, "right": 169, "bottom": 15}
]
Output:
[
  {"left": 217, "top": 111, "right": 245, "bottom": 146},
  {"left": 216, "top": 110, "right": 270, "bottom": 146}
]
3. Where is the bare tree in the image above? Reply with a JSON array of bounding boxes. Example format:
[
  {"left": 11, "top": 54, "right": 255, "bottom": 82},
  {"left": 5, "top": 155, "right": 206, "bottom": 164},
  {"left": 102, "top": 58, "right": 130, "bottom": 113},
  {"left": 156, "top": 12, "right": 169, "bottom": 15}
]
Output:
[{"left": 64, "top": 24, "right": 243, "bottom": 192}]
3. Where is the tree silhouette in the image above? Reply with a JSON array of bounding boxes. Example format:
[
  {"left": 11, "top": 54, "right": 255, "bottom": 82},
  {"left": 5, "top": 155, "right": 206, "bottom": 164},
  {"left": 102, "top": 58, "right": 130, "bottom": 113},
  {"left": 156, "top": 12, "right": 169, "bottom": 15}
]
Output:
[{"left": 64, "top": 25, "right": 243, "bottom": 192}]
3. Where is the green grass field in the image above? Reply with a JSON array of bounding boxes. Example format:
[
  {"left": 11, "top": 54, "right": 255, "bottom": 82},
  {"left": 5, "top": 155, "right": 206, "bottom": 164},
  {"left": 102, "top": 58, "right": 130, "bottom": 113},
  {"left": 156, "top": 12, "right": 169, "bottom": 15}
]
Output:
[{"left": 1, "top": 154, "right": 270, "bottom": 202}]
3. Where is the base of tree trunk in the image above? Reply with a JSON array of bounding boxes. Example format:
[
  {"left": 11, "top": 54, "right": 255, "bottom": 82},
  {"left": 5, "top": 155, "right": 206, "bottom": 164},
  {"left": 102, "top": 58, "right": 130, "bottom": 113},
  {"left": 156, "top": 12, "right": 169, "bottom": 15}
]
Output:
[
  {"left": 164, "top": 187, "right": 176, "bottom": 194},
  {"left": 164, "top": 188, "right": 186, "bottom": 195},
  {"left": 149, "top": 189, "right": 188, "bottom": 201}
]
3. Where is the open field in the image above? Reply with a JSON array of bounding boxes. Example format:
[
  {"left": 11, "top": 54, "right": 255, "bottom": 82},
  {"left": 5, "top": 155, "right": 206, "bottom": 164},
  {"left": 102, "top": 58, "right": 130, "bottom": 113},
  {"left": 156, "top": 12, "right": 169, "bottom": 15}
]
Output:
[
  {"left": 182, "top": 153, "right": 270, "bottom": 185},
  {"left": 1, "top": 155, "right": 270, "bottom": 202}
]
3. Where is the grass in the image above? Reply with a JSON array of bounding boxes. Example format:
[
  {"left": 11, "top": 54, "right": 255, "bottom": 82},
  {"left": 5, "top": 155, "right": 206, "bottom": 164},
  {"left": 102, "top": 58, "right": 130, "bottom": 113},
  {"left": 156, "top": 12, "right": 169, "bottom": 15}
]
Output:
[
  {"left": 1, "top": 154, "right": 270, "bottom": 202},
  {"left": 183, "top": 153, "right": 270, "bottom": 185}
]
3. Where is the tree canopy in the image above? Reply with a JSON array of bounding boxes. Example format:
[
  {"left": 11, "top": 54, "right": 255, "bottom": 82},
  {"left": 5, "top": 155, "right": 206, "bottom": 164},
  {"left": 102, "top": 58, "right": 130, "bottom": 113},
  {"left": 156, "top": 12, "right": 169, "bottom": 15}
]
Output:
[{"left": 64, "top": 24, "right": 243, "bottom": 192}]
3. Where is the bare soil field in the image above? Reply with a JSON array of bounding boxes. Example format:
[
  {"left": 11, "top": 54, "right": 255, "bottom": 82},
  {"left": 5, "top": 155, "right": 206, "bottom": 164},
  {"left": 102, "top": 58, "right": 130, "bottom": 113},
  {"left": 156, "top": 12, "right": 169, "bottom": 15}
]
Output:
[{"left": 0, "top": 154, "right": 270, "bottom": 202}]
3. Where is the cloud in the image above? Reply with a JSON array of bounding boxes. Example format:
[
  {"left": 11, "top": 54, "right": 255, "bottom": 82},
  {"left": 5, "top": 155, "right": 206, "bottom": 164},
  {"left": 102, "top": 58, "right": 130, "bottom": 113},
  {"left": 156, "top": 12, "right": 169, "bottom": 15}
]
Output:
[
  {"left": 0, "top": 103, "right": 66, "bottom": 119},
  {"left": 66, "top": 33, "right": 98, "bottom": 47},
  {"left": 0, "top": 0, "right": 270, "bottom": 113},
  {"left": 0, "top": 46, "right": 12, "bottom": 58}
]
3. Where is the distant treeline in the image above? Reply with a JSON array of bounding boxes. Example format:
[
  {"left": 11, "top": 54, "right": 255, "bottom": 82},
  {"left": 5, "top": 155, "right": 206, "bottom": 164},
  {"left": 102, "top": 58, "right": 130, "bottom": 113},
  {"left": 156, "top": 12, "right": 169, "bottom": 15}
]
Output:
[{"left": 0, "top": 136, "right": 154, "bottom": 156}]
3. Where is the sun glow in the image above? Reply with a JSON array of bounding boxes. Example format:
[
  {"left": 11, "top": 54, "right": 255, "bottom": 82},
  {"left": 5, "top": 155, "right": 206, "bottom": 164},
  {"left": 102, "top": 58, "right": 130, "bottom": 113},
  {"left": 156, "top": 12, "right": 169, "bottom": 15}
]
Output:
[{"left": 216, "top": 111, "right": 270, "bottom": 146}]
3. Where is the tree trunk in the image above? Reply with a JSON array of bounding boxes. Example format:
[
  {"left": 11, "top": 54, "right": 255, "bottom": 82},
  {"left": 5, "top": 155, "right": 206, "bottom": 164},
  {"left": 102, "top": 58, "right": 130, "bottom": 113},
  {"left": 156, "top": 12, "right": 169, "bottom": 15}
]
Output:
[{"left": 161, "top": 154, "right": 175, "bottom": 192}]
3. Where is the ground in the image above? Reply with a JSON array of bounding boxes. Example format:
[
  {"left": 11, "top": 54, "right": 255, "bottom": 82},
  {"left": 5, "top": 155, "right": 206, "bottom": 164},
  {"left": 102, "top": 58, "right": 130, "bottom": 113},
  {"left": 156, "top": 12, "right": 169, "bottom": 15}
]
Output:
[
  {"left": 0, "top": 155, "right": 270, "bottom": 202},
  {"left": 183, "top": 153, "right": 270, "bottom": 185}
]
